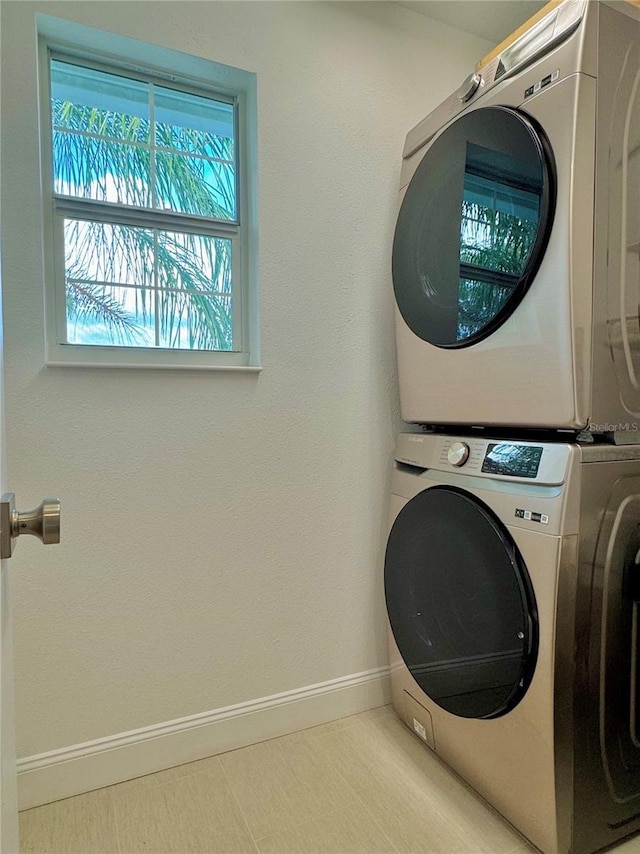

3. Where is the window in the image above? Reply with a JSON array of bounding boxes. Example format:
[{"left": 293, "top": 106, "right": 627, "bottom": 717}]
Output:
[{"left": 39, "top": 20, "right": 259, "bottom": 369}]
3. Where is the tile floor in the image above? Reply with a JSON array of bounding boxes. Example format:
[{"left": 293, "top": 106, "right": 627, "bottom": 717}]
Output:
[{"left": 17, "top": 705, "right": 640, "bottom": 854}]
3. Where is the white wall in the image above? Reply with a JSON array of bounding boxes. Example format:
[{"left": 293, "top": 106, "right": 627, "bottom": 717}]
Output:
[{"left": 1, "top": 0, "right": 489, "bottom": 760}]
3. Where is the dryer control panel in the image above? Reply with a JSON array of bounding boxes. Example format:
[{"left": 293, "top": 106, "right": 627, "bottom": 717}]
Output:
[
  {"left": 395, "top": 433, "right": 570, "bottom": 486},
  {"left": 402, "top": 0, "right": 587, "bottom": 160}
]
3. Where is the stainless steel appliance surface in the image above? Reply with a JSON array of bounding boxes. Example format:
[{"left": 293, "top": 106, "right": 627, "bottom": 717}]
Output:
[
  {"left": 392, "top": 0, "right": 640, "bottom": 433},
  {"left": 385, "top": 431, "right": 640, "bottom": 854}
]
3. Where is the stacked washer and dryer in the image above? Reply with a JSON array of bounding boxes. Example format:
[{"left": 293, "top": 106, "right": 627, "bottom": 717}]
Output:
[{"left": 384, "top": 2, "right": 640, "bottom": 853}]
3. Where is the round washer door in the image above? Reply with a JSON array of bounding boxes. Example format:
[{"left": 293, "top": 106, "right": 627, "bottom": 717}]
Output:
[
  {"left": 392, "top": 106, "right": 556, "bottom": 348},
  {"left": 384, "top": 485, "right": 538, "bottom": 719}
]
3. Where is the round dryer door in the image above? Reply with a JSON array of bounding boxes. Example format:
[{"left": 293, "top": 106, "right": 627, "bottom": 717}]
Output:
[
  {"left": 392, "top": 106, "right": 556, "bottom": 348},
  {"left": 384, "top": 485, "right": 538, "bottom": 719}
]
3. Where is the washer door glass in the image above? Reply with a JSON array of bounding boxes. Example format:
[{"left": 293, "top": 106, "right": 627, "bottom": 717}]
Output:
[
  {"left": 384, "top": 485, "right": 538, "bottom": 719},
  {"left": 392, "top": 106, "right": 556, "bottom": 348}
]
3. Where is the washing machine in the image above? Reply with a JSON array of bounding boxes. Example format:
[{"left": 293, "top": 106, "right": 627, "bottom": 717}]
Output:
[
  {"left": 385, "top": 431, "right": 640, "bottom": 854},
  {"left": 392, "top": 0, "right": 640, "bottom": 434}
]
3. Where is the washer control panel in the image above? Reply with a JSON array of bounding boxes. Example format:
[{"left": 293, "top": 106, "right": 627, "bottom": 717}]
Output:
[
  {"left": 397, "top": 433, "right": 570, "bottom": 486},
  {"left": 447, "top": 441, "right": 470, "bottom": 467},
  {"left": 439, "top": 438, "right": 484, "bottom": 472},
  {"left": 481, "top": 442, "right": 543, "bottom": 479}
]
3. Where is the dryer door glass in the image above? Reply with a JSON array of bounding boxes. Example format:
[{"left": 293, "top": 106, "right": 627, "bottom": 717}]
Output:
[
  {"left": 384, "top": 485, "right": 538, "bottom": 719},
  {"left": 392, "top": 106, "right": 555, "bottom": 348}
]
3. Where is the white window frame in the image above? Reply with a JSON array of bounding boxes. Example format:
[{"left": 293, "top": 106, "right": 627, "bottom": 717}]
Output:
[{"left": 37, "top": 15, "right": 260, "bottom": 371}]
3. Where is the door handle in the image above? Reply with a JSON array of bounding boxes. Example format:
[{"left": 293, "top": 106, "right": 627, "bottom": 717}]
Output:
[{"left": 0, "top": 493, "right": 61, "bottom": 559}]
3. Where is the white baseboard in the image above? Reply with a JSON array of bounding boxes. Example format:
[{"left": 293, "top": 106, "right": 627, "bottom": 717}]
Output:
[{"left": 17, "top": 666, "right": 390, "bottom": 810}]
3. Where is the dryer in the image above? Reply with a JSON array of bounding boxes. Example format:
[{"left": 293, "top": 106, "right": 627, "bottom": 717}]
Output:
[
  {"left": 392, "top": 0, "right": 640, "bottom": 434},
  {"left": 385, "top": 431, "right": 640, "bottom": 854}
]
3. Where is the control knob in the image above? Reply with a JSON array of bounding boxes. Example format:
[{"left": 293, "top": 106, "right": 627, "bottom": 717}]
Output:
[
  {"left": 447, "top": 442, "right": 470, "bottom": 467},
  {"left": 457, "top": 73, "right": 482, "bottom": 103}
]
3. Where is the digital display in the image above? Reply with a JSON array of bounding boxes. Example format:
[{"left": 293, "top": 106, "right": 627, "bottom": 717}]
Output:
[{"left": 481, "top": 443, "right": 543, "bottom": 478}]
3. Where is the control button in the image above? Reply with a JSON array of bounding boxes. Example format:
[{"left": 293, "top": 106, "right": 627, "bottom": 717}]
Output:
[
  {"left": 447, "top": 442, "right": 470, "bottom": 467},
  {"left": 457, "top": 73, "right": 481, "bottom": 103}
]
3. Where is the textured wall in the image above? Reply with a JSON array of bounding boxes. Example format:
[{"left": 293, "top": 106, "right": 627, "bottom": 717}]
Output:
[{"left": 1, "top": 0, "right": 489, "bottom": 757}]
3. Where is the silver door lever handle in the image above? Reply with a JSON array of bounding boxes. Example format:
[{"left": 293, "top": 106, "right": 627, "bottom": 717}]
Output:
[{"left": 0, "top": 493, "right": 61, "bottom": 559}]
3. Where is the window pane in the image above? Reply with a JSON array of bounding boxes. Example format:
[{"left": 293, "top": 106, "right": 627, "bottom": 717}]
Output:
[
  {"left": 156, "top": 230, "right": 233, "bottom": 351},
  {"left": 66, "top": 284, "right": 156, "bottom": 347},
  {"left": 64, "top": 219, "right": 154, "bottom": 287},
  {"left": 157, "top": 231, "right": 232, "bottom": 294},
  {"left": 64, "top": 219, "right": 155, "bottom": 343},
  {"left": 51, "top": 61, "right": 238, "bottom": 218},
  {"left": 154, "top": 86, "right": 234, "bottom": 159},
  {"left": 155, "top": 151, "right": 236, "bottom": 219},
  {"left": 54, "top": 132, "right": 151, "bottom": 206},
  {"left": 51, "top": 60, "right": 150, "bottom": 143},
  {"left": 63, "top": 220, "right": 234, "bottom": 351},
  {"left": 157, "top": 293, "right": 232, "bottom": 351}
]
